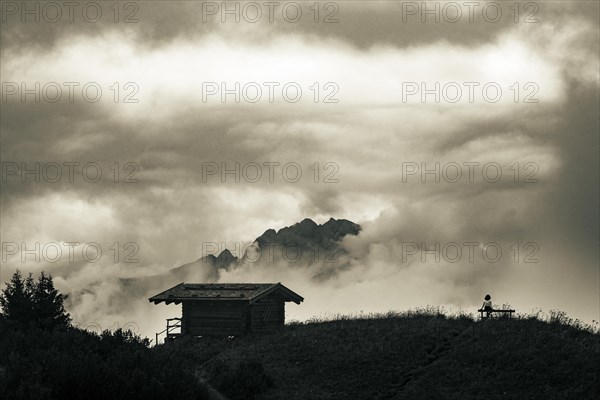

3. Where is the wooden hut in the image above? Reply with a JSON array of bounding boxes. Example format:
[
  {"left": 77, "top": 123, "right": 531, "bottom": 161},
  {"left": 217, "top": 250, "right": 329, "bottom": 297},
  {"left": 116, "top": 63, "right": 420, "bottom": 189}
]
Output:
[{"left": 149, "top": 282, "right": 303, "bottom": 340}]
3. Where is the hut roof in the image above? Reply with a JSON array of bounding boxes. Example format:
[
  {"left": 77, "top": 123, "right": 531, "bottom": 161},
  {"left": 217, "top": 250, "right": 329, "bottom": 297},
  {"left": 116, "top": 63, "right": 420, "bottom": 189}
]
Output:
[{"left": 148, "top": 282, "right": 304, "bottom": 305}]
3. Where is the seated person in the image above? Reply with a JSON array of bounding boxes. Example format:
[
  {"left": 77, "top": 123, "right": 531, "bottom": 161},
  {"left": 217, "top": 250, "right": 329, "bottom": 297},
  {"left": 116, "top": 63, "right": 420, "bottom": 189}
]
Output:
[{"left": 482, "top": 294, "right": 493, "bottom": 317}]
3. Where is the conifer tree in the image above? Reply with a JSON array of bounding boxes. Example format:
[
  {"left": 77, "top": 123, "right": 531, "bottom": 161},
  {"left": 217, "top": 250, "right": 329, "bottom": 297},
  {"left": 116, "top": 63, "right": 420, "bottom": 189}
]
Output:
[
  {"left": 0, "top": 270, "right": 71, "bottom": 329},
  {"left": 0, "top": 270, "right": 33, "bottom": 324}
]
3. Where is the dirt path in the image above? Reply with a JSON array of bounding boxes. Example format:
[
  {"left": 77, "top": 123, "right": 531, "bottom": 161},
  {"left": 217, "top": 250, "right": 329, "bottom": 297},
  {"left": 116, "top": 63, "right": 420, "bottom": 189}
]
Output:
[
  {"left": 199, "top": 377, "right": 229, "bottom": 400},
  {"left": 383, "top": 325, "right": 475, "bottom": 399},
  {"left": 197, "top": 358, "right": 230, "bottom": 400}
]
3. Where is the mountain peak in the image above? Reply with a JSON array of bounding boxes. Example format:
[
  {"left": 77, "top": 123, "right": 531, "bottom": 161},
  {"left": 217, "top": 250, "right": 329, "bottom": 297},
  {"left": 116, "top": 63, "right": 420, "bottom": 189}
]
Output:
[
  {"left": 218, "top": 249, "right": 233, "bottom": 257},
  {"left": 216, "top": 249, "right": 237, "bottom": 266},
  {"left": 255, "top": 217, "right": 360, "bottom": 250},
  {"left": 300, "top": 218, "right": 318, "bottom": 226},
  {"left": 176, "top": 217, "right": 361, "bottom": 276}
]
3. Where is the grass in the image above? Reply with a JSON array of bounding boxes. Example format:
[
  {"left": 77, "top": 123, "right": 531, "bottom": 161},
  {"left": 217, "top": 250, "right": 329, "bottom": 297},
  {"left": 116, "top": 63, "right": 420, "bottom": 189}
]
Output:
[{"left": 161, "top": 308, "right": 600, "bottom": 400}]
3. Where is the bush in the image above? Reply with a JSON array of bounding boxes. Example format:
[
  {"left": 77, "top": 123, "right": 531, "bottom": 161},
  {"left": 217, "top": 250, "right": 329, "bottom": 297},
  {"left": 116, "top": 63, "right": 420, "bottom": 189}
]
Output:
[
  {"left": 0, "top": 320, "right": 210, "bottom": 400},
  {"left": 0, "top": 271, "right": 210, "bottom": 400}
]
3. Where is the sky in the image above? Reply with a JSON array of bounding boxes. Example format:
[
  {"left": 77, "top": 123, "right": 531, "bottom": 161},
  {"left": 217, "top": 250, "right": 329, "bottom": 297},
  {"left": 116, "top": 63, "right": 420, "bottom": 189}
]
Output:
[{"left": 1, "top": 1, "right": 599, "bottom": 339}]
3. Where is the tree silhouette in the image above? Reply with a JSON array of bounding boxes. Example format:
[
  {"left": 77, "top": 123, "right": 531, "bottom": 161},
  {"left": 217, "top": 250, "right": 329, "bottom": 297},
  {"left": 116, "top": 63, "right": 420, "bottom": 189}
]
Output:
[
  {"left": 32, "top": 271, "right": 71, "bottom": 329},
  {"left": 0, "top": 270, "right": 71, "bottom": 329},
  {"left": 0, "top": 270, "right": 33, "bottom": 324}
]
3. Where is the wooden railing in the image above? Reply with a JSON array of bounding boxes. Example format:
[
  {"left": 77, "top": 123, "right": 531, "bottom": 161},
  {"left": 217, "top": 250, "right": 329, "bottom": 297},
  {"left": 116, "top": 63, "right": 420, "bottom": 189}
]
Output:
[{"left": 155, "top": 317, "right": 182, "bottom": 345}]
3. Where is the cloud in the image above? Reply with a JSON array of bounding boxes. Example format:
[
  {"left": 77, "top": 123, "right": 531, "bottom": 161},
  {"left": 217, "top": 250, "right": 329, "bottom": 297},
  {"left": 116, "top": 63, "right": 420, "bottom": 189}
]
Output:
[{"left": 1, "top": 1, "right": 598, "bottom": 338}]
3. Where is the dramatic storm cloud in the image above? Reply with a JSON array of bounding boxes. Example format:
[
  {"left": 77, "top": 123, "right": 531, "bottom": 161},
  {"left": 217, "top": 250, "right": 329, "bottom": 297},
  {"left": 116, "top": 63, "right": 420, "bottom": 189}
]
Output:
[{"left": 1, "top": 1, "right": 598, "bottom": 338}]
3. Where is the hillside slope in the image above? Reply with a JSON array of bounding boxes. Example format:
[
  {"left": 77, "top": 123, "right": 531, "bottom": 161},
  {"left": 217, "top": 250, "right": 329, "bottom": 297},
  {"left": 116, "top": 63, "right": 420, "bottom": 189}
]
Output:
[{"left": 167, "top": 311, "right": 600, "bottom": 400}]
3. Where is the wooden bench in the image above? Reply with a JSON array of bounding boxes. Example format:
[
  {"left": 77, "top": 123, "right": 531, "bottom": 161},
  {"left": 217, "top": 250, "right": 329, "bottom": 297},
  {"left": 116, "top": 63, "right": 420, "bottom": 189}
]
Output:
[{"left": 478, "top": 309, "right": 515, "bottom": 319}]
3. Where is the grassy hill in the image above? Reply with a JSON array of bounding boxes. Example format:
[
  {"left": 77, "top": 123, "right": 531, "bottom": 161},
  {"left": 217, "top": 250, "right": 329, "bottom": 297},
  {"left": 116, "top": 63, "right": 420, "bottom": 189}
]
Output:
[
  {"left": 2, "top": 309, "right": 598, "bottom": 400},
  {"left": 164, "top": 309, "right": 600, "bottom": 400}
]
